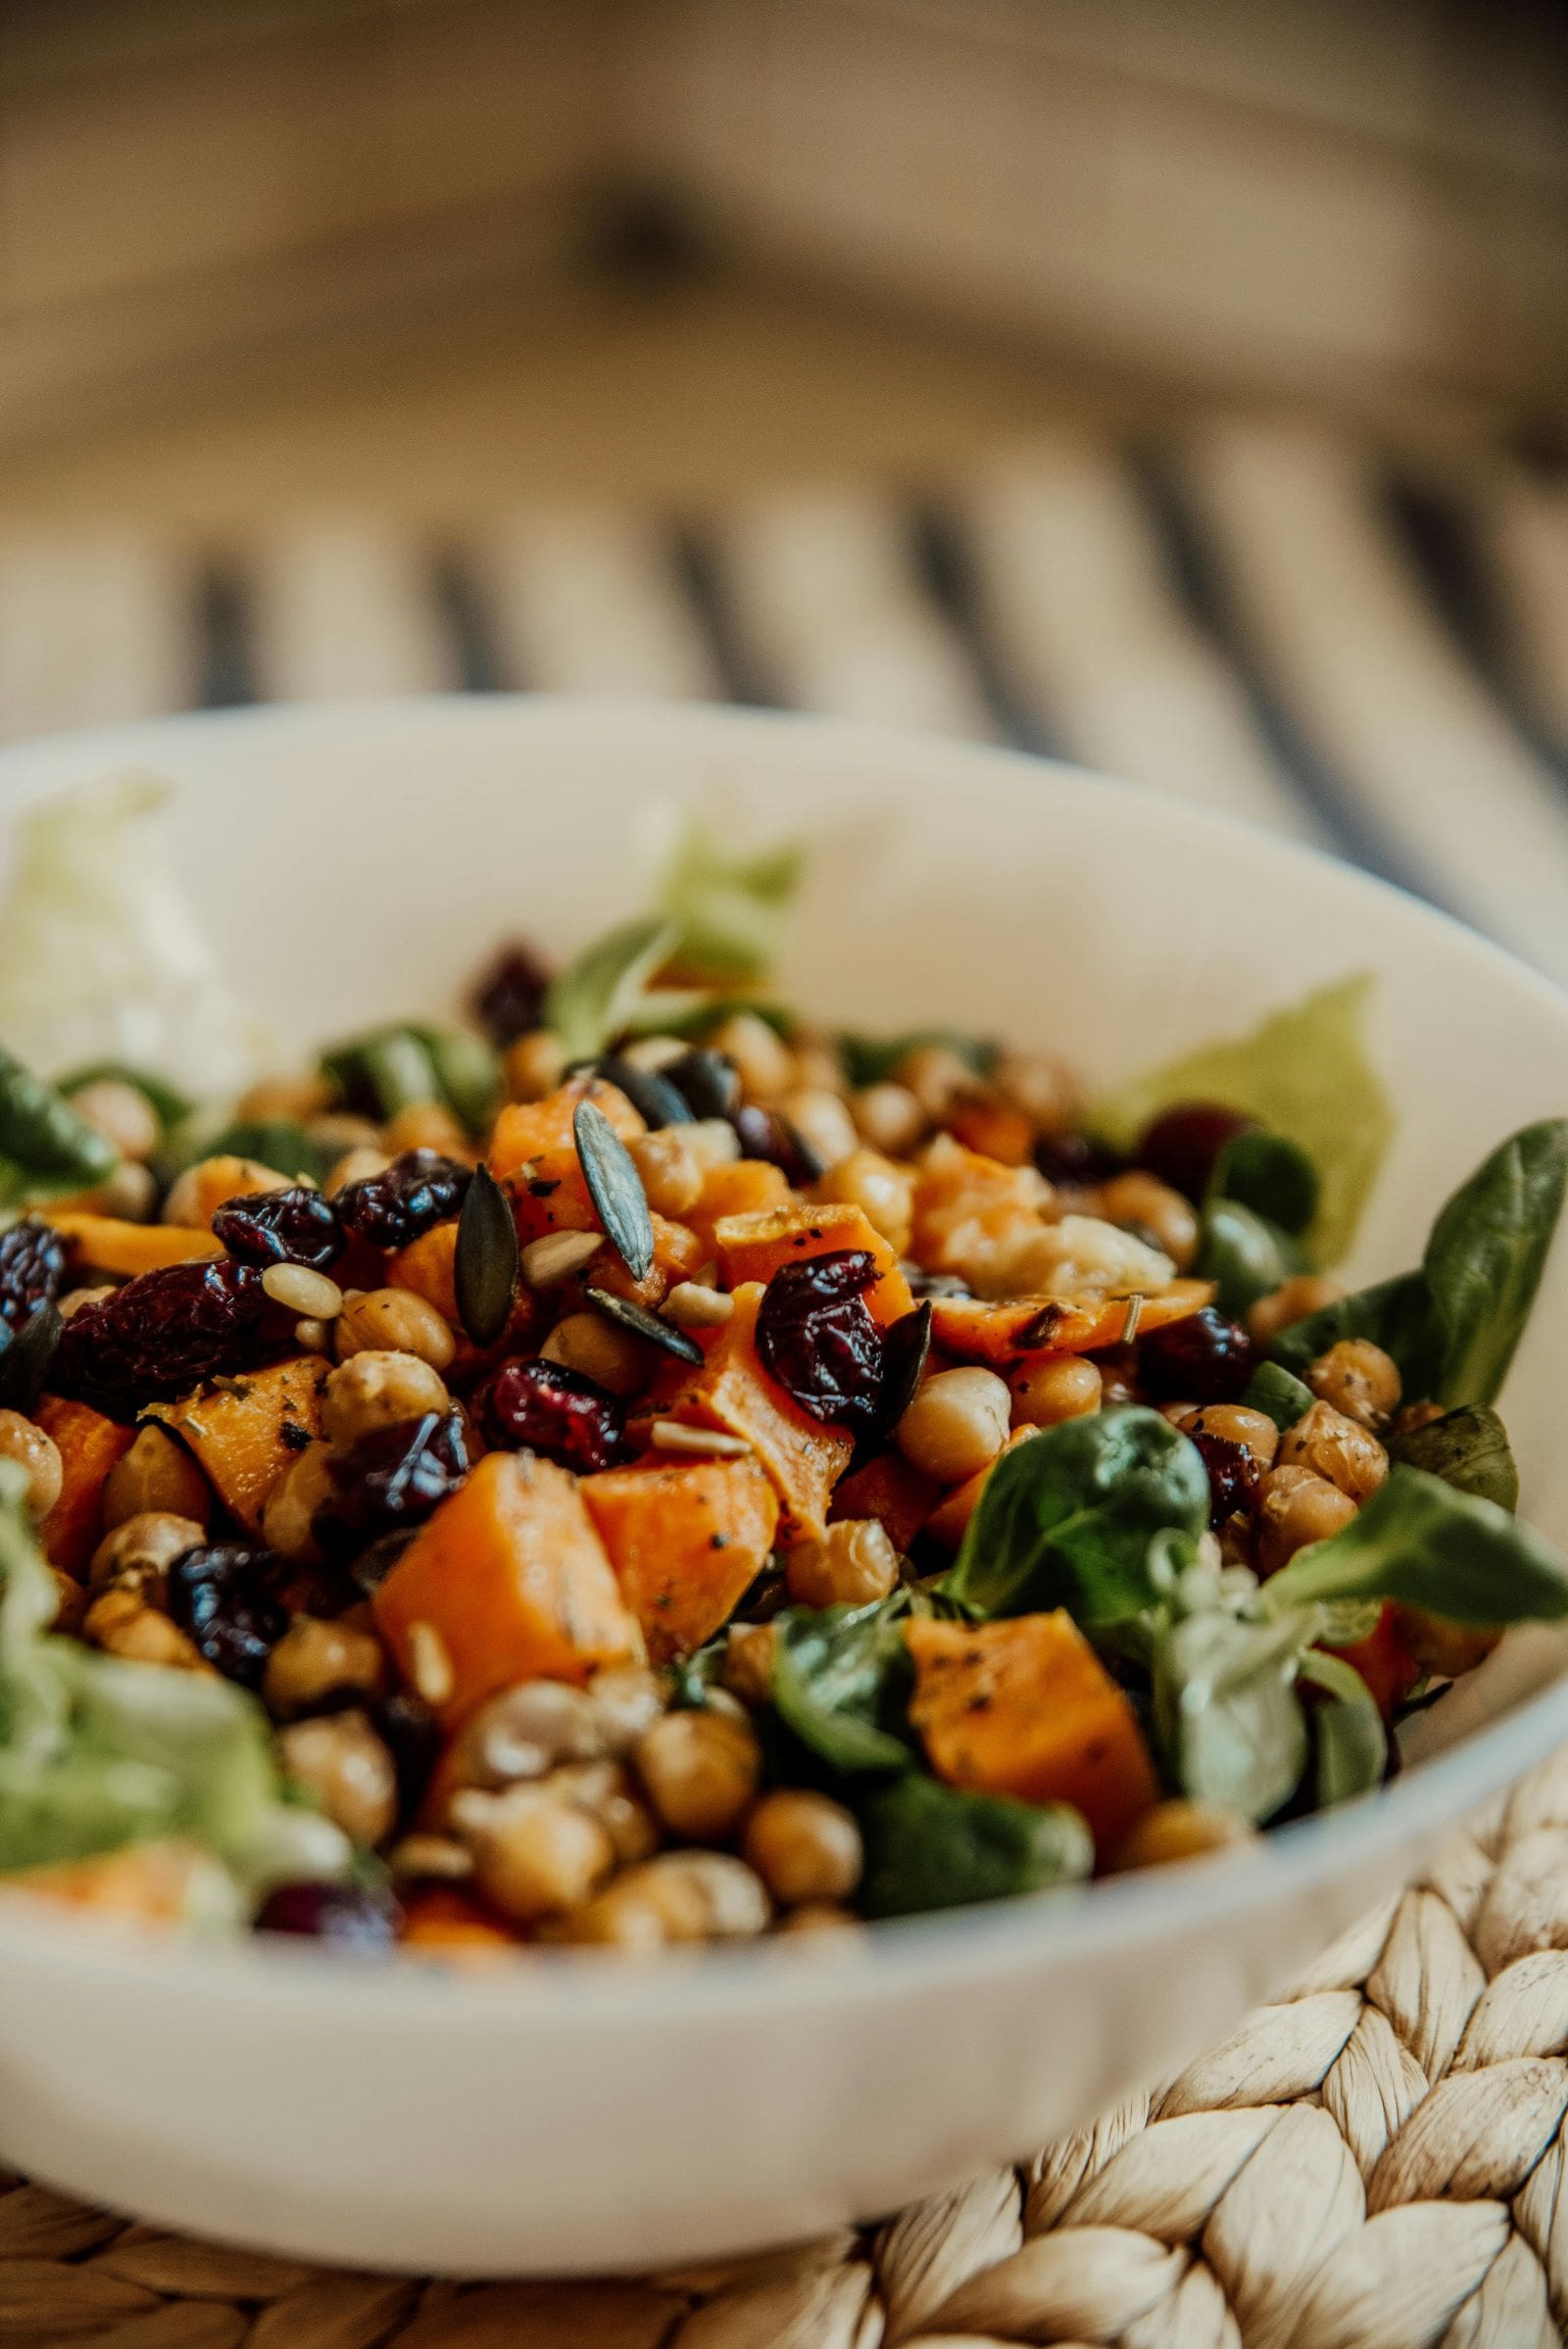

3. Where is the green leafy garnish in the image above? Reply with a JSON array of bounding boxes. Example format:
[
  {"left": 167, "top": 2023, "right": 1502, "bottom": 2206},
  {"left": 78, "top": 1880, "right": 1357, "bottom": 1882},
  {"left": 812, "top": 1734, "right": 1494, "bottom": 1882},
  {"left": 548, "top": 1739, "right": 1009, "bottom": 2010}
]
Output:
[
  {"left": 770, "top": 1600, "right": 914, "bottom": 1777},
  {"left": 60, "top": 1063, "right": 193, "bottom": 1133},
  {"left": 1299, "top": 1650, "right": 1387, "bottom": 1808},
  {"left": 940, "top": 1407, "right": 1209, "bottom": 1626},
  {"left": 1241, "top": 1360, "right": 1315, "bottom": 1431},
  {"left": 161, "top": 1115, "right": 333, "bottom": 1189},
  {"left": 1195, "top": 1198, "right": 1306, "bottom": 1318},
  {"left": 1209, "top": 1128, "right": 1320, "bottom": 1238},
  {"left": 1093, "top": 974, "right": 1394, "bottom": 1264},
  {"left": 657, "top": 817, "right": 804, "bottom": 986},
  {"left": 1262, "top": 1465, "right": 1568, "bottom": 1627},
  {"left": 1388, "top": 1404, "right": 1518, "bottom": 1511},
  {"left": 1271, "top": 1122, "right": 1568, "bottom": 1409},
  {"left": 1152, "top": 1606, "right": 1311, "bottom": 1823},
  {"left": 543, "top": 918, "right": 678, "bottom": 1063},
  {"left": 318, "top": 1023, "right": 500, "bottom": 1138},
  {"left": 858, "top": 1773, "right": 1092, "bottom": 1917},
  {"left": 0, "top": 1048, "right": 119, "bottom": 1208},
  {"left": 837, "top": 1030, "right": 999, "bottom": 1091}
]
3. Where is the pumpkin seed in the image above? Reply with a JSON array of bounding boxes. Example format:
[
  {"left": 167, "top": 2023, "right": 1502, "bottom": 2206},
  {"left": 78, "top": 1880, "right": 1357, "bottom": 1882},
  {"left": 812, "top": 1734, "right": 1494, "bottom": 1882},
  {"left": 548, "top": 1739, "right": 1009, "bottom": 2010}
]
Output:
[
  {"left": 872, "top": 1301, "right": 932, "bottom": 1437},
  {"left": 599, "top": 1055, "right": 697, "bottom": 1131},
  {"left": 0, "top": 1303, "right": 63, "bottom": 1412},
  {"left": 584, "top": 1285, "right": 703, "bottom": 1366},
  {"left": 454, "top": 1162, "right": 518, "bottom": 1346},
  {"left": 665, "top": 1049, "right": 742, "bottom": 1121},
  {"left": 573, "top": 1100, "right": 655, "bottom": 1282}
]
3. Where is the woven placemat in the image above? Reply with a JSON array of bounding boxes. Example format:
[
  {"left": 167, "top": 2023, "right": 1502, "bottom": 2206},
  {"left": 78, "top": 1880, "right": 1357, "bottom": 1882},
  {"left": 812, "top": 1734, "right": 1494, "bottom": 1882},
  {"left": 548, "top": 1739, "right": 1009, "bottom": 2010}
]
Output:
[{"left": 6, "top": 1749, "right": 1568, "bottom": 2349}]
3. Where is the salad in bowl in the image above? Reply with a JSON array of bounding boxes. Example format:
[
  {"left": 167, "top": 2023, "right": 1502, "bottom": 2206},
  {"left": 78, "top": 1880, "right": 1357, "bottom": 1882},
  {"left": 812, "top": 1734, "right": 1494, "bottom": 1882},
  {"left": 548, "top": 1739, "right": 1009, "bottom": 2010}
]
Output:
[{"left": 0, "top": 773, "right": 1563, "bottom": 1960}]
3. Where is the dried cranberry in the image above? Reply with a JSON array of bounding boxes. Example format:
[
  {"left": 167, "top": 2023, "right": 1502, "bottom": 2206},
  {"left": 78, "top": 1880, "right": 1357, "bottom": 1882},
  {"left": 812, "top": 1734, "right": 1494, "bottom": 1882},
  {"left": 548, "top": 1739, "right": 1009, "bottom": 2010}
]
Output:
[
  {"left": 1033, "top": 1131, "right": 1126, "bottom": 1186},
  {"left": 1190, "top": 1430, "right": 1262, "bottom": 1526},
  {"left": 732, "top": 1104, "right": 825, "bottom": 1185},
  {"left": 213, "top": 1185, "right": 344, "bottom": 1270},
  {"left": 373, "top": 1688, "right": 442, "bottom": 1820},
  {"left": 256, "top": 1880, "right": 403, "bottom": 1947},
  {"left": 0, "top": 1218, "right": 67, "bottom": 1330},
  {"left": 1138, "top": 1306, "right": 1255, "bottom": 1404},
  {"left": 52, "top": 1259, "right": 270, "bottom": 1418},
  {"left": 1139, "top": 1102, "right": 1257, "bottom": 1202},
  {"left": 469, "top": 940, "right": 553, "bottom": 1047},
  {"left": 316, "top": 1411, "right": 468, "bottom": 1554},
  {"left": 757, "top": 1249, "right": 884, "bottom": 1434},
  {"left": 484, "top": 1358, "right": 632, "bottom": 1473},
  {"left": 336, "top": 1150, "right": 472, "bottom": 1249},
  {"left": 167, "top": 1542, "right": 289, "bottom": 1688}
]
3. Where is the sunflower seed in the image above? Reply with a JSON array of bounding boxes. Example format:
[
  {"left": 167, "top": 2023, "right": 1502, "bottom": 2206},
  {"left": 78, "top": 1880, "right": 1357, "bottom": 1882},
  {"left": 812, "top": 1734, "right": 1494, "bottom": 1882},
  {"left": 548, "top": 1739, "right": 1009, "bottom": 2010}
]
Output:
[
  {"left": 584, "top": 1285, "right": 703, "bottom": 1365},
  {"left": 520, "top": 1229, "right": 604, "bottom": 1289},
  {"left": 650, "top": 1419, "right": 754, "bottom": 1458},
  {"left": 573, "top": 1100, "right": 654, "bottom": 1282},
  {"left": 454, "top": 1162, "right": 518, "bottom": 1346}
]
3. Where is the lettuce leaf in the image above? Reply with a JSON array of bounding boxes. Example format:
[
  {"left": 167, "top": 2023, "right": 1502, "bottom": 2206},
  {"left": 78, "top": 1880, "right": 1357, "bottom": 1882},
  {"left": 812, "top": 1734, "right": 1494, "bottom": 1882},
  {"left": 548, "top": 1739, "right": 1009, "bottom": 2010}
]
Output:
[{"left": 656, "top": 814, "right": 803, "bottom": 986}]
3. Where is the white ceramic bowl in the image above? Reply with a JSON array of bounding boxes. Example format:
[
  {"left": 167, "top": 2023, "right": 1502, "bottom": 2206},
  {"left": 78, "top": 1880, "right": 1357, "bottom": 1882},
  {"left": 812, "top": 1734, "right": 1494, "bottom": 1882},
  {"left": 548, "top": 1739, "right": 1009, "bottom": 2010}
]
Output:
[{"left": 1, "top": 697, "right": 1567, "bottom": 2276}]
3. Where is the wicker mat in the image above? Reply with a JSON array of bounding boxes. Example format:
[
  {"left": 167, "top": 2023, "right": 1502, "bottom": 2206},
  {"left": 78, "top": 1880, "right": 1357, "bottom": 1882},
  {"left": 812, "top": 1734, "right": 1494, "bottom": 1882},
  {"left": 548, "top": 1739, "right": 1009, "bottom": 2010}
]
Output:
[{"left": 7, "top": 1748, "right": 1568, "bottom": 2349}]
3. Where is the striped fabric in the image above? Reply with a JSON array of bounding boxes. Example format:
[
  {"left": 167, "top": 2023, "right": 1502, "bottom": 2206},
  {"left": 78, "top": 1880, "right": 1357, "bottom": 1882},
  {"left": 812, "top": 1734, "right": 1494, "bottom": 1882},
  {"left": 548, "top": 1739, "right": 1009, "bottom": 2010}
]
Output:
[{"left": 3, "top": 419, "right": 1565, "bottom": 982}]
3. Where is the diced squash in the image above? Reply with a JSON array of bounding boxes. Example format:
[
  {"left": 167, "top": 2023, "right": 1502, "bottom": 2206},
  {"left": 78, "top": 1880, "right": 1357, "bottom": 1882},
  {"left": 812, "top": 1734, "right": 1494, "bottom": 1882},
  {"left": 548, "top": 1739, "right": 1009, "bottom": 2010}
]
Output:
[
  {"left": 386, "top": 1220, "right": 541, "bottom": 1373},
  {"left": 829, "top": 1452, "right": 938, "bottom": 1554},
  {"left": 167, "top": 1155, "right": 291, "bottom": 1231},
  {"left": 638, "top": 1283, "right": 852, "bottom": 1541},
  {"left": 714, "top": 1202, "right": 914, "bottom": 1328},
  {"left": 588, "top": 1216, "right": 707, "bottom": 1312},
  {"left": 145, "top": 1356, "right": 328, "bottom": 1538},
  {"left": 910, "top": 1135, "right": 1051, "bottom": 1277},
  {"left": 688, "top": 1158, "right": 791, "bottom": 1255},
  {"left": 374, "top": 1452, "right": 643, "bottom": 1725},
  {"left": 41, "top": 1213, "right": 222, "bottom": 1277},
  {"left": 32, "top": 1395, "right": 138, "bottom": 1575},
  {"left": 488, "top": 1077, "right": 645, "bottom": 1183},
  {"left": 400, "top": 1885, "right": 518, "bottom": 1956},
  {"left": 929, "top": 1279, "right": 1214, "bottom": 1366},
  {"left": 8, "top": 1840, "right": 229, "bottom": 1923},
  {"left": 923, "top": 1426, "right": 1038, "bottom": 1550},
  {"left": 509, "top": 1147, "right": 597, "bottom": 1247},
  {"left": 906, "top": 1612, "right": 1159, "bottom": 1853},
  {"left": 947, "top": 1099, "right": 1035, "bottom": 1166},
  {"left": 583, "top": 1455, "right": 779, "bottom": 1664}
]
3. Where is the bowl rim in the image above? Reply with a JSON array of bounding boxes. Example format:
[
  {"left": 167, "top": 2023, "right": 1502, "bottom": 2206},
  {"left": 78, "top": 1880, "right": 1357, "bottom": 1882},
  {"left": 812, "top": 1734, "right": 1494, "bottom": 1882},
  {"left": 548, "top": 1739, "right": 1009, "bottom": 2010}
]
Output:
[{"left": 2, "top": 690, "right": 1565, "bottom": 2020}]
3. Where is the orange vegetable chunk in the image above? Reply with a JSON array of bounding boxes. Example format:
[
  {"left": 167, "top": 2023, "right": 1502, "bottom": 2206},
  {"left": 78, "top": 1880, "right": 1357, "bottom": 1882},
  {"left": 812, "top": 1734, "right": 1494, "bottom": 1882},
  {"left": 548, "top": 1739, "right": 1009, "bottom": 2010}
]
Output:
[
  {"left": 829, "top": 1452, "right": 938, "bottom": 1553},
  {"left": 714, "top": 1202, "right": 913, "bottom": 1327},
  {"left": 688, "top": 1158, "right": 791, "bottom": 1254},
  {"left": 41, "top": 1214, "right": 222, "bottom": 1278},
  {"left": 488, "top": 1077, "right": 645, "bottom": 1183},
  {"left": 923, "top": 1426, "right": 1038, "bottom": 1550},
  {"left": 145, "top": 1356, "right": 328, "bottom": 1538},
  {"left": 373, "top": 1451, "right": 643, "bottom": 1725},
  {"left": 32, "top": 1395, "right": 138, "bottom": 1576},
  {"left": 906, "top": 1612, "right": 1158, "bottom": 1854},
  {"left": 583, "top": 1455, "right": 779, "bottom": 1664},
  {"left": 929, "top": 1280, "right": 1213, "bottom": 1366},
  {"left": 400, "top": 1886, "right": 518, "bottom": 1957},
  {"left": 9, "top": 1841, "right": 220, "bottom": 1921},
  {"left": 640, "top": 1283, "right": 852, "bottom": 1540}
]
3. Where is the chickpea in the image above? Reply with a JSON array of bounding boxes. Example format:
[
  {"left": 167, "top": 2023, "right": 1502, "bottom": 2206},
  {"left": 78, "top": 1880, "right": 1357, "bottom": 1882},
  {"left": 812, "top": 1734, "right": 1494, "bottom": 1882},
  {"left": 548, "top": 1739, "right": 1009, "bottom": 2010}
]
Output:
[
  {"left": 388, "top": 1833, "right": 473, "bottom": 1884},
  {"left": 68, "top": 1077, "right": 161, "bottom": 1163},
  {"left": 708, "top": 1011, "right": 793, "bottom": 1102},
  {"left": 1110, "top": 1800, "right": 1258, "bottom": 1872},
  {"left": 84, "top": 1587, "right": 207, "bottom": 1671},
  {"left": 326, "top": 1146, "right": 393, "bottom": 1197},
  {"left": 1277, "top": 1399, "right": 1388, "bottom": 1503},
  {"left": 88, "top": 1511, "right": 206, "bottom": 1603},
  {"left": 743, "top": 1790, "right": 862, "bottom": 1907},
  {"left": 791, "top": 1035, "right": 847, "bottom": 1093},
  {"left": 782, "top": 1088, "right": 858, "bottom": 1171},
  {"left": 1247, "top": 1275, "right": 1345, "bottom": 1346},
  {"left": 993, "top": 1051, "right": 1078, "bottom": 1135},
  {"left": 1008, "top": 1354, "right": 1102, "bottom": 1431},
  {"left": 0, "top": 1409, "right": 63, "bottom": 1520},
  {"left": 1097, "top": 1171, "right": 1200, "bottom": 1271},
  {"left": 721, "top": 1621, "right": 777, "bottom": 1706},
  {"left": 896, "top": 1367, "right": 1011, "bottom": 1485},
  {"left": 335, "top": 1288, "right": 456, "bottom": 1372},
  {"left": 564, "top": 1851, "right": 770, "bottom": 1946},
  {"left": 815, "top": 1148, "right": 915, "bottom": 1255},
  {"left": 895, "top": 1045, "right": 976, "bottom": 1125},
  {"left": 504, "top": 1028, "right": 567, "bottom": 1104},
  {"left": 91, "top": 1162, "right": 159, "bottom": 1223},
  {"left": 786, "top": 1518, "right": 900, "bottom": 1609},
  {"left": 681, "top": 1118, "right": 741, "bottom": 1171},
  {"left": 548, "top": 1760, "right": 660, "bottom": 1864},
  {"left": 852, "top": 1082, "right": 926, "bottom": 1157},
  {"left": 1254, "top": 1463, "right": 1357, "bottom": 1575},
  {"left": 1394, "top": 1399, "right": 1446, "bottom": 1436},
  {"left": 237, "top": 1074, "right": 332, "bottom": 1123},
  {"left": 260, "top": 1443, "right": 338, "bottom": 1565},
  {"left": 163, "top": 1156, "right": 290, "bottom": 1229},
  {"left": 1393, "top": 1605, "right": 1501, "bottom": 1682},
  {"left": 1176, "top": 1403, "right": 1279, "bottom": 1469},
  {"left": 627, "top": 1129, "right": 702, "bottom": 1219},
  {"left": 586, "top": 1665, "right": 667, "bottom": 1756},
  {"left": 540, "top": 1311, "right": 650, "bottom": 1396},
  {"left": 49, "top": 1568, "right": 87, "bottom": 1636},
  {"left": 447, "top": 1680, "right": 607, "bottom": 1792},
  {"left": 277, "top": 1710, "right": 399, "bottom": 1846},
  {"left": 1308, "top": 1339, "right": 1401, "bottom": 1429},
  {"left": 619, "top": 1035, "right": 688, "bottom": 1074},
  {"left": 320, "top": 1350, "right": 451, "bottom": 1448},
  {"left": 264, "top": 1615, "right": 386, "bottom": 1718},
  {"left": 634, "top": 1708, "right": 760, "bottom": 1842},
  {"left": 450, "top": 1785, "right": 614, "bottom": 1922},
  {"left": 777, "top": 1902, "right": 865, "bottom": 1937},
  {"left": 384, "top": 1102, "right": 469, "bottom": 1158},
  {"left": 102, "top": 1425, "right": 211, "bottom": 1531}
]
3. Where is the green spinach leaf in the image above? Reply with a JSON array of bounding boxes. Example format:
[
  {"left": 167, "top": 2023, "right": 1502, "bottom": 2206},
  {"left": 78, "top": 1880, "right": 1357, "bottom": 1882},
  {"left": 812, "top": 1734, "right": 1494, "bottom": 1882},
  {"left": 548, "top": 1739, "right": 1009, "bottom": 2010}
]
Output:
[
  {"left": 838, "top": 1030, "right": 1000, "bottom": 1090},
  {"left": 1091, "top": 973, "right": 1394, "bottom": 1264},
  {"left": 1388, "top": 1404, "right": 1519, "bottom": 1512},
  {"left": 1241, "top": 1360, "right": 1315, "bottom": 1432},
  {"left": 1210, "top": 1129, "right": 1320, "bottom": 1239},
  {"left": 657, "top": 817, "right": 803, "bottom": 985},
  {"left": 941, "top": 1406, "right": 1209, "bottom": 1626},
  {"left": 542, "top": 918, "right": 679, "bottom": 1063},
  {"left": 162, "top": 1115, "right": 333, "bottom": 1189},
  {"left": 1268, "top": 1271, "right": 1445, "bottom": 1396},
  {"left": 770, "top": 1600, "right": 914, "bottom": 1776},
  {"left": 0, "top": 1048, "right": 119, "bottom": 1209},
  {"left": 1299, "top": 1649, "right": 1387, "bottom": 1808},
  {"left": 1196, "top": 1199, "right": 1306, "bottom": 1318},
  {"left": 858, "top": 1774, "right": 1092, "bottom": 1917},
  {"left": 1152, "top": 1606, "right": 1312, "bottom": 1823},
  {"left": 1263, "top": 1464, "right": 1568, "bottom": 1627},
  {"left": 1423, "top": 1120, "right": 1568, "bottom": 1408}
]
